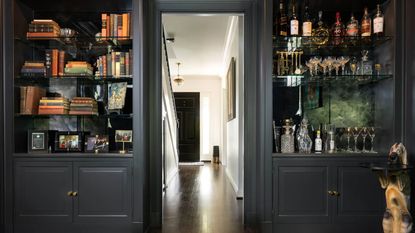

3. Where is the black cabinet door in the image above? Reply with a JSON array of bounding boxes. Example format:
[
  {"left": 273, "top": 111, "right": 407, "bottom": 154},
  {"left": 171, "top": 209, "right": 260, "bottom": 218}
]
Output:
[
  {"left": 73, "top": 162, "right": 132, "bottom": 222},
  {"left": 273, "top": 161, "right": 331, "bottom": 223},
  {"left": 333, "top": 165, "right": 384, "bottom": 225},
  {"left": 15, "top": 162, "right": 73, "bottom": 223}
]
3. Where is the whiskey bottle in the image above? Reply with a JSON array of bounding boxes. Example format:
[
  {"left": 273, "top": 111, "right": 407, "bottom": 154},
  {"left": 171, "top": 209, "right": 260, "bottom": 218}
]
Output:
[
  {"left": 361, "top": 7, "right": 371, "bottom": 37},
  {"left": 346, "top": 13, "right": 359, "bottom": 36},
  {"left": 312, "top": 11, "right": 329, "bottom": 45},
  {"left": 302, "top": 1, "right": 312, "bottom": 36},
  {"left": 332, "top": 12, "right": 345, "bottom": 46},
  {"left": 278, "top": 0, "right": 288, "bottom": 36},
  {"left": 290, "top": 2, "right": 299, "bottom": 36},
  {"left": 315, "top": 130, "right": 322, "bottom": 153},
  {"left": 373, "top": 4, "right": 384, "bottom": 36}
]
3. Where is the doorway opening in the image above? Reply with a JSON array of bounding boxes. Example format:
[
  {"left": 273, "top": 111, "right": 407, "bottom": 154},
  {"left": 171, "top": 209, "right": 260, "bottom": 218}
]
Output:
[{"left": 159, "top": 14, "right": 245, "bottom": 232}]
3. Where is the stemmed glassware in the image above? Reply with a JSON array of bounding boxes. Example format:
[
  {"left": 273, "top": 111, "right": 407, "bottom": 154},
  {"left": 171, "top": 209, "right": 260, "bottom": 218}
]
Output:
[
  {"left": 368, "top": 127, "right": 376, "bottom": 153},
  {"left": 352, "top": 127, "right": 361, "bottom": 152},
  {"left": 306, "top": 61, "right": 314, "bottom": 76},
  {"left": 338, "top": 56, "right": 350, "bottom": 75},
  {"left": 310, "top": 56, "right": 322, "bottom": 76},
  {"left": 319, "top": 60, "right": 329, "bottom": 76},
  {"left": 346, "top": 127, "right": 353, "bottom": 152},
  {"left": 361, "top": 127, "right": 369, "bottom": 152},
  {"left": 333, "top": 59, "right": 342, "bottom": 76},
  {"left": 349, "top": 57, "right": 358, "bottom": 75},
  {"left": 325, "top": 56, "right": 335, "bottom": 76}
]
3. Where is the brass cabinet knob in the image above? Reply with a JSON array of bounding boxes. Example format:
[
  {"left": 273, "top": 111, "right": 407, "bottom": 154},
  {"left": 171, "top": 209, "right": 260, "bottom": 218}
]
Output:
[
  {"left": 72, "top": 192, "right": 78, "bottom": 197},
  {"left": 333, "top": 191, "right": 340, "bottom": 196},
  {"left": 67, "top": 191, "right": 73, "bottom": 196},
  {"left": 328, "top": 191, "right": 334, "bottom": 196}
]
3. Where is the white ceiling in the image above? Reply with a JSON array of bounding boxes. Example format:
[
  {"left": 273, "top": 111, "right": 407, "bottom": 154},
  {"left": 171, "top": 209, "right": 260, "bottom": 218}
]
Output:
[{"left": 162, "top": 14, "right": 231, "bottom": 77}]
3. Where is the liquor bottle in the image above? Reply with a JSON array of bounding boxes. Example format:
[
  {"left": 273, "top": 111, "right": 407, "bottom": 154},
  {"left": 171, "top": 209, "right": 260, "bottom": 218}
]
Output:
[
  {"left": 346, "top": 13, "right": 359, "bottom": 36},
  {"left": 332, "top": 12, "right": 344, "bottom": 46},
  {"left": 278, "top": 0, "right": 288, "bottom": 36},
  {"left": 312, "top": 11, "right": 329, "bottom": 45},
  {"left": 315, "top": 130, "right": 322, "bottom": 153},
  {"left": 290, "top": 2, "right": 299, "bottom": 36},
  {"left": 302, "top": 1, "right": 312, "bottom": 36},
  {"left": 327, "top": 130, "right": 336, "bottom": 153},
  {"left": 373, "top": 4, "right": 384, "bottom": 36},
  {"left": 361, "top": 7, "right": 371, "bottom": 37}
]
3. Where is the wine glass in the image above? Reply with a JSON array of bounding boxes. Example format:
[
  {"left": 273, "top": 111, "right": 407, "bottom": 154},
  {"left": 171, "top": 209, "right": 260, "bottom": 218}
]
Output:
[
  {"left": 346, "top": 127, "right": 353, "bottom": 152},
  {"left": 333, "top": 59, "right": 342, "bottom": 76},
  {"left": 361, "top": 127, "right": 368, "bottom": 152},
  {"left": 349, "top": 57, "right": 358, "bottom": 75},
  {"left": 338, "top": 56, "right": 350, "bottom": 75},
  {"left": 352, "top": 127, "right": 361, "bottom": 152},
  {"left": 368, "top": 127, "right": 376, "bottom": 153},
  {"left": 306, "top": 60, "right": 314, "bottom": 76}
]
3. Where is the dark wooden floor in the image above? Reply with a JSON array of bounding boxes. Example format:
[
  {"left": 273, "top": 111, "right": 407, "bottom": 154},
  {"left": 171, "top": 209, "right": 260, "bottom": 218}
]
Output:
[{"left": 150, "top": 163, "right": 255, "bottom": 233}]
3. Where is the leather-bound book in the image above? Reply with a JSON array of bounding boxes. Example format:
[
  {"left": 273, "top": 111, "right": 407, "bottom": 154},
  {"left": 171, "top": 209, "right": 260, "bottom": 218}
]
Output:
[
  {"left": 20, "top": 86, "right": 46, "bottom": 115},
  {"left": 58, "top": 50, "right": 65, "bottom": 76}
]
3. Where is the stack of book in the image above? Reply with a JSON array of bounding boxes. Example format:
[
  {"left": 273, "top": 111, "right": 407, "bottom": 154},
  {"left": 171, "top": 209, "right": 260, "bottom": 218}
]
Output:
[
  {"left": 20, "top": 86, "right": 46, "bottom": 115},
  {"left": 101, "top": 13, "right": 131, "bottom": 39},
  {"left": 95, "top": 50, "right": 132, "bottom": 77},
  {"left": 27, "top": 19, "right": 61, "bottom": 39},
  {"left": 21, "top": 61, "right": 46, "bottom": 76},
  {"left": 69, "top": 97, "right": 98, "bottom": 115},
  {"left": 38, "top": 97, "right": 69, "bottom": 115},
  {"left": 64, "top": 61, "right": 93, "bottom": 76}
]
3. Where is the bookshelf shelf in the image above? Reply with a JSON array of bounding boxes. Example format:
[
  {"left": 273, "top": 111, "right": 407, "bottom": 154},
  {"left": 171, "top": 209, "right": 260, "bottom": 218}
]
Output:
[
  {"left": 272, "top": 74, "right": 392, "bottom": 87},
  {"left": 15, "top": 76, "right": 133, "bottom": 86},
  {"left": 15, "top": 113, "right": 133, "bottom": 119}
]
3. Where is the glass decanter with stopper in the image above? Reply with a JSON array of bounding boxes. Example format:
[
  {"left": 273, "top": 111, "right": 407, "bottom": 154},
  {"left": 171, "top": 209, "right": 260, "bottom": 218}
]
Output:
[
  {"left": 360, "top": 50, "right": 373, "bottom": 75},
  {"left": 281, "top": 119, "right": 295, "bottom": 153},
  {"left": 297, "top": 117, "right": 313, "bottom": 154},
  {"left": 312, "top": 11, "right": 329, "bottom": 46}
]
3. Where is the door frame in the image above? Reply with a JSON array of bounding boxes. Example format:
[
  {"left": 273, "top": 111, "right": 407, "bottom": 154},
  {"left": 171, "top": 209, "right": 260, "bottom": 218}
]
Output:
[
  {"left": 147, "top": 0, "right": 267, "bottom": 229},
  {"left": 174, "top": 92, "right": 200, "bottom": 162}
]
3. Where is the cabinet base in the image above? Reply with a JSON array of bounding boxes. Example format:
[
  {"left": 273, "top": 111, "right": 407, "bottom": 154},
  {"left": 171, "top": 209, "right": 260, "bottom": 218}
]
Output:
[{"left": 14, "top": 222, "right": 143, "bottom": 233}]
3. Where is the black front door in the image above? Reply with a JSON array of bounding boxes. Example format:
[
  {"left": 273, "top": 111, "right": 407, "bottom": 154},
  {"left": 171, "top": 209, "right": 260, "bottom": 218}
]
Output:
[{"left": 174, "top": 92, "right": 200, "bottom": 162}]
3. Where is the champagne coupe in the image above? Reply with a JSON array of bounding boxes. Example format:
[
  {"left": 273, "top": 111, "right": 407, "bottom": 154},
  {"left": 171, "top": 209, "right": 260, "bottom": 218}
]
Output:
[
  {"left": 338, "top": 56, "right": 350, "bottom": 75},
  {"left": 346, "top": 127, "right": 353, "bottom": 152},
  {"left": 349, "top": 57, "right": 358, "bottom": 75},
  {"left": 352, "top": 127, "right": 361, "bottom": 152},
  {"left": 306, "top": 60, "right": 314, "bottom": 76},
  {"left": 319, "top": 60, "right": 329, "bottom": 76},
  {"left": 310, "top": 56, "right": 322, "bottom": 76},
  {"left": 361, "top": 127, "right": 368, "bottom": 152},
  {"left": 368, "top": 127, "right": 376, "bottom": 153},
  {"left": 325, "top": 56, "right": 335, "bottom": 76},
  {"left": 333, "top": 59, "right": 342, "bottom": 76}
]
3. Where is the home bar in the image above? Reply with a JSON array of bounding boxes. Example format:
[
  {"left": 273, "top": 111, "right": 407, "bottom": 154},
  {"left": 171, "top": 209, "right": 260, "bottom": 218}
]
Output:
[{"left": 0, "top": 0, "right": 414, "bottom": 233}]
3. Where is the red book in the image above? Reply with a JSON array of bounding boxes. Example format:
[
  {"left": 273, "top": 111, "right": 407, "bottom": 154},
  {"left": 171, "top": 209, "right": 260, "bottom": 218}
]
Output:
[
  {"left": 52, "top": 49, "right": 59, "bottom": 77},
  {"left": 101, "top": 13, "right": 107, "bottom": 37},
  {"left": 58, "top": 50, "right": 65, "bottom": 76}
]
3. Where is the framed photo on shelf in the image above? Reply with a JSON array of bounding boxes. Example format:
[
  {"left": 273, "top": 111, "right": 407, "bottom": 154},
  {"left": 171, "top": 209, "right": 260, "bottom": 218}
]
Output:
[
  {"left": 54, "top": 131, "right": 85, "bottom": 152},
  {"left": 115, "top": 130, "right": 132, "bottom": 154},
  {"left": 85, "top": 135, "right": 109, "bottom": 153},
  {"left": 28, "top": 130, "right": 49, "bottom": 153}
]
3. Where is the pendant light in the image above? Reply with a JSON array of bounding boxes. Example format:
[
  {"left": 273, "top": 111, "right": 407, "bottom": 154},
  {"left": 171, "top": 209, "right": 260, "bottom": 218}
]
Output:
[{"left": 173, "top": 62, "right": 185, "bottom": 86}]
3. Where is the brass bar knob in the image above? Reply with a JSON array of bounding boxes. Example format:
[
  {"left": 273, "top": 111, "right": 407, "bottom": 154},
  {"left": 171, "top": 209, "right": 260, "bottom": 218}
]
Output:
[
  {"left": 72, "top": 191, "right": 78, "bottom": 197},
  {"left": 67, "top": 191, "right": 73, "bottom": 196},
  {"left": 333, "top": 191, "right": 340, "bottom": 196},
  {"left": 328, "top": 191, "right": 334, "bottom": 196}
]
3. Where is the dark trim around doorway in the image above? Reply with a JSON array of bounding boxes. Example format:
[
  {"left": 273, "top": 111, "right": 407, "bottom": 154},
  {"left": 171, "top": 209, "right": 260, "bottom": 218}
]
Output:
[{"left": 147, "top": 0, "right": 267, "bottom": 230}]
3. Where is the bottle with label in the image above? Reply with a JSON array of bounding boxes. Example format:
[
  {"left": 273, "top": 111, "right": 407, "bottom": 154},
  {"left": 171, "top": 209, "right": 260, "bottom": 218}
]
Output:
[
  {"left": 315, "top": 130, "right": 322, "bottom": 153},
  {"left": 302, "top": 1, "right": 312, "bottom": 36},
  {"left": 361, "top": 7, "right": 371, "bottom": 37},
  {"left": 278, "top": 0, "right": 288, "bottom": 36},
  {"left": 312, "top": 11, "right": 329, "bottom": 45},
  {"left": 332, "top": 12, "right": 345, "bottom": 46},
  {"left": 290, "top": 2, "right": 299, "bottom": 36},
  {"left": 373, "top": 4, "right": 384, "bottom": 36},
  {"left": 327, "top": 131, "right": 336, "bottom": 153},
  {"left": 346, "top": 13, "right": 359, "bottom": 36}
]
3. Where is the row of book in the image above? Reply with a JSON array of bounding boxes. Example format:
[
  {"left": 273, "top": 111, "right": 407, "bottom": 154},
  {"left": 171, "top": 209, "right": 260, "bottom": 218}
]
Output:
[
  {"left": 27, "top": 19, "right": 61, "bottom": 38},
  {"left": 39, "top": 97, "right": 70, "bottom": 115},
  {"left": 21, "top": 61, "right": 46, "bottom": 76},
  {"left": 95, "top": 50, "right": 132, "bottom": 77},
  {"left": 101, "top": 13, "right": 131, "bottom": 39},
  {"left": 69, "top": 97, "right": 98, "bottom": 115}
]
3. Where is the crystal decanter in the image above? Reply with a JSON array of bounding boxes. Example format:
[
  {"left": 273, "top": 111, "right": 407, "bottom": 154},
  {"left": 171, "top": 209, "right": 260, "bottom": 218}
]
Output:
[
  {"left": 297, "top": 117, "right": 313, "bottom": 153},
  {"left": 281, "top": 119, "right": 295, "bottom": 153}
]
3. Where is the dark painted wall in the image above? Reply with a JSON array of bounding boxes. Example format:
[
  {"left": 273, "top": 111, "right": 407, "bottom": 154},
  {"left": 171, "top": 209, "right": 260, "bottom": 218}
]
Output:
[{"left": 0, "top": 0, "right": 4, "bottom": 231}]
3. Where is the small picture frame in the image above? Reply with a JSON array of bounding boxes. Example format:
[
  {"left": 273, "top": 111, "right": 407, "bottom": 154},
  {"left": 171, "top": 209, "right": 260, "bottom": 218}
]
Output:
[
  {"left": 85, "top": 135, "right": 109, "bottom": 153},
  {"left": 115, "top": 130, "right": 132, "bottom": 154},
  {"left": 28, "top": 130, "right": 49, "bottom": 153},
  {"left": 54, "top": 131, "right": 84, "bottom": 152}
]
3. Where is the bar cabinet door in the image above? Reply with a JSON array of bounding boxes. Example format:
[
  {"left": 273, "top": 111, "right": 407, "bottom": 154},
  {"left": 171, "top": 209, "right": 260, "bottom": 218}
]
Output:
[
  {"left": 14, "top": 161, "right": 73, "bottom": 223},
  {"left": 273, "top": 160, "right": 331, "bottom": 223},
  {"left": 333, "top": 165, "right": 384, "bottom": 225},
  {"left": 73, "top": 162, "right": 132, "bottom": 223}
]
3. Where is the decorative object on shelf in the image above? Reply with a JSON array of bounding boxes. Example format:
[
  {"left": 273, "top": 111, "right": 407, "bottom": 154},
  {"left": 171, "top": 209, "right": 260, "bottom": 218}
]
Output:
[
  {"left": 227, "top": 58, "right": 236, "bottom": 121},
  {"left": 311, "top": 11, "right": 329, "bottom": 46},
  {"left": 38, "top": 97, "right": 70, "bottom": 115},
  {"left": 369, "top": 127, "right": 376, "bottom": 152},
  {"left": 380, "top": 143, "right": 412, "bottom": 233},
  {"left": 20, "top": 86, "right": 46, "bottom": 115},
  {"left": 53, "top": 131, "right": 86, "bottom": 152},
  {"left": 327, "top": 127, "right": 336, "bottom": 153},
  {"left": 27, "top": 19, "right": 61, "bottom": 39},
  {"left": 28, "top": 130, "right": 49, "bottom": 153},
  {"left": 314, "top": 129, "right": 322, "bottom": 153},
  {"left": 69, "top": 97, "right": 98, "bottom": 115},
  {"left": 173, "top": 62, "right": 185, "bottom": 86},
  {"left": 281, "top": 119, "right": 295, "bottom": 153},
  {"left": 60, "top": 28, "right": 77, "bottom": 43},
  {"left": 108, "top": 82, "right": 128, "bottom": 114},
  {"left": 276, "top": 51, "right": 304, "bottom": 76},
  {"left": 346, "top": 127, "right": 353, "bottom": 152},
  {"left": 360, "top": 50, "right": 373, "bottom": 75},
  {"left": 85, "top": 135, "right": 109, "bottom": 153},
  {"left": 115, "top": 130, "right": 132, "bottom": 154},
  {"left": 297, "top": 117, "right": 313, "bottom": 153}
]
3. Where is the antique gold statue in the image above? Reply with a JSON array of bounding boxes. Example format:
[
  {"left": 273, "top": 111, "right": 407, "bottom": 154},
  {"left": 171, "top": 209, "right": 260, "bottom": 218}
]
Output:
[{"left": 378, "top": 143, "right": 413, "bottom": 233}]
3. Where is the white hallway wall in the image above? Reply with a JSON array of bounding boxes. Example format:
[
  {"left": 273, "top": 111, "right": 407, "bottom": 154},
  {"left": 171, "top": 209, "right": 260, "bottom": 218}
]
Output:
[{"left": 173, "top": 75, "right": 222, "bottom": 161}]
